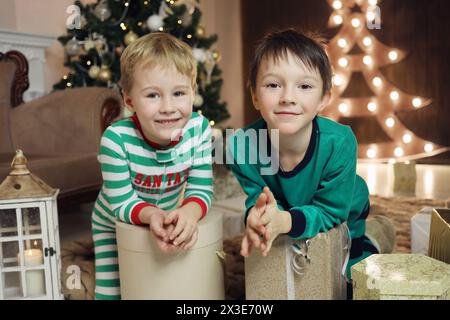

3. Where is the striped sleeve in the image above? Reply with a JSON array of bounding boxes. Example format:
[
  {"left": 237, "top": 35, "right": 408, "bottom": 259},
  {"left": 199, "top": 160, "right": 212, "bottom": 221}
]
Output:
[
  {"left": 98, "top": 127, "right": 155, "bottom": 225},
  {"left": 182, "top": 116, "right": 213, "bottom": 219}
]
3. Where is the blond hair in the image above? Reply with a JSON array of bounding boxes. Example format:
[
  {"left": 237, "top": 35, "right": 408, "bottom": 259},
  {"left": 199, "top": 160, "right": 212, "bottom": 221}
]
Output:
[{"left": 119, "top": 32, "right": 197, "bottom": 93}]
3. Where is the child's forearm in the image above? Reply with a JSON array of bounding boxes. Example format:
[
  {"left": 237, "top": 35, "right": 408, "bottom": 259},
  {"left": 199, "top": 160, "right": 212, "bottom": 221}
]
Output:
[
  {"left": 182, "top": 201, "right": 203, "bottom": 221},
  {"left": 280, "top": 210, "right": 292, "bottom": 234},
  {"left": 139, "top": 206, "right": 162, "bottom": 224}
]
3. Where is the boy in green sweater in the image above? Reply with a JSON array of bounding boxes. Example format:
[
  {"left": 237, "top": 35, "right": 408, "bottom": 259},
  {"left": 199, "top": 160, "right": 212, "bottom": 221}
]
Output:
[{"left": 227, "top": 29, "right": 378, "bottom": 297}]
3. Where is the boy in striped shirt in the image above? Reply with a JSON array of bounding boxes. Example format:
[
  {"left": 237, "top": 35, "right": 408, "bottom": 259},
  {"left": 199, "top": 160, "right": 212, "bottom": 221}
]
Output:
[{"left": 92, "top": 32, "right": 213, "bottom": 300}]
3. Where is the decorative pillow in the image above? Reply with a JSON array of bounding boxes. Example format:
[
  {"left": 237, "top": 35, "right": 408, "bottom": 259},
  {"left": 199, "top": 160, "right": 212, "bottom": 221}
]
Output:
[{"left": 0, "top": 60, "right": 16, "bottom": 106}]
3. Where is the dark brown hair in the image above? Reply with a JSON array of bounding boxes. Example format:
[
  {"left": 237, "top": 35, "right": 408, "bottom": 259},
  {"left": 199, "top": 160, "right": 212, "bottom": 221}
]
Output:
[{"left": 249, "top": 28, "right": 332, "bottom": 95}]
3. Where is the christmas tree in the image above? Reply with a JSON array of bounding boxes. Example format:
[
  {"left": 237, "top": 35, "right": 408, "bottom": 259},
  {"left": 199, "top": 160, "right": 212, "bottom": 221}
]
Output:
[
  {"left": 322, "top": 0, "right": 447, "bottom": 161},
  {"left": 55, "top": 0, "right": 229, "bottom": 125}
]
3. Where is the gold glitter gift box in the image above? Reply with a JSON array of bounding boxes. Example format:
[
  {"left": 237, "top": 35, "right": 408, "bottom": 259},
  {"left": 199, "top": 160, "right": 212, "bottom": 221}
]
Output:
[
  {"left": 245, "top": 224, "right": 349, "bottom": 300},
  {"left": 352, "top": 254, "right": 450, "bottom": 300}
]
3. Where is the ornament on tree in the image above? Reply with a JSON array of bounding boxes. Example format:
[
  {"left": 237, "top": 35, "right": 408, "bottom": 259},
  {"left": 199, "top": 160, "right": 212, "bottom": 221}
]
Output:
[
  {"left": 159, "top": 1, "right": 174, "bottom": 17},
  {"left": 80, "top": 16, "right": 87, "bottom": 29},
  {"left": 53, "top": 0, "right": 229, "bottom": 125},
  {"left": 193, "top": 93, "right": 204, "bottom": 107},
  {"left": 181, "top": 11, "right": 193, "bottom": 27},
  {"left": 204, "top": 50, "right": 217, "bottom": 84},
  {"left": 147, "top": 14, "right": 164, "bottom": 31},
  {"left": 146, "top": 0, "right": 173, "bottom": 31},
  {"left": 124, "top": 31, "right": 139, "bottom": 46},
  {"left": 95, "top": 38, "right": 108, "bottom": 55},
  {"left": 94, "top": 0, "right": 112, "bottom": 21},
  {"left": 196, "top": 26, "right": 205, "bottom": 37},
  {"left": 173, "top": 0, "right": 201, "bottom": 15},
  {"left": 65, "top": 38, "right": 81, "bottom": 56},
  {"left": 84, "top": 39, "right": 96, "bottom": 52},
  {"left": 192, "top": 48, "right": 207, "bottom": 63},
  {"left": 88, "top": 65, "right": 101, "bottom": 79},
  {"left": 212, "top": 50, "right": 221, "bottom": 63},
  {"left": 97, "top": 65, "right": 112, "bottom": 82}
]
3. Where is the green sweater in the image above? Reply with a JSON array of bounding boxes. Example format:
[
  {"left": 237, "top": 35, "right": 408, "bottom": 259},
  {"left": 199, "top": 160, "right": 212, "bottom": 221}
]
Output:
[{"left": 227, "top": 116, "right": 375, "bottom": 278}]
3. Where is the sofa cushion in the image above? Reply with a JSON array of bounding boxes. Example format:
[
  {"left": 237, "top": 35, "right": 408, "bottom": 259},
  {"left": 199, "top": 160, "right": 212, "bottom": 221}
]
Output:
[
  {"left": 0, "top": 152, "right": 102, "bottom": 195},
  {"left": 0, "top": 60, "right": 16, "bottom": 154}
]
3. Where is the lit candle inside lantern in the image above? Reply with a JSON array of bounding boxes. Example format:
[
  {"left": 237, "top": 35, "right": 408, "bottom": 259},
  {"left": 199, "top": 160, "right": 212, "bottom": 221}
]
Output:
[
  {"left": 25, "top": 248, "right": 45, "bottom": 296},
  {"left": 19, "top": 243, "right": 45, "bottom": 297}
]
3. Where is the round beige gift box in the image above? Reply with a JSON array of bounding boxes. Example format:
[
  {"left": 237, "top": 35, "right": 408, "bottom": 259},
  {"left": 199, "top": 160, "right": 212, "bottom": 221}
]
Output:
[{"left": 116, "top": 211, "right": 225, "bottom": 300}]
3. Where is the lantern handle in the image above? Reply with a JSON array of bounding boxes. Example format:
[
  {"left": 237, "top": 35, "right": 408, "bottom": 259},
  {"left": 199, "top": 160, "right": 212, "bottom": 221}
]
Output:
[
  {"left": 10, "top": 149, "right": 30, "bottom": 175},
  {"left": 45, "top": 247, "right": 56, "bottom": 257}
]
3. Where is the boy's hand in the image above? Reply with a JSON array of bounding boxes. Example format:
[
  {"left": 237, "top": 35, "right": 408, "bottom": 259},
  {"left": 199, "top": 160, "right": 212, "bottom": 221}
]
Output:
[
  {"left": 153, "top": 223, "right": 179, "bottom": 253},
  {"left": 141, "top": 207, "right": 179, "bottom": 253},
  {"left": 164, "top": 202, "right": 202, "bottom": 249},
  {"left": 259, "top": 187, "right": 291, "bottom": 256},
  {"left": 240, "top": 191, "right": 267, "bottom": 257},
  {"left": 140, "top": 206, "right": 169, "bottom": 240},
  {"left": 179, "top": 226, "right": 199, "bottom": 250}
]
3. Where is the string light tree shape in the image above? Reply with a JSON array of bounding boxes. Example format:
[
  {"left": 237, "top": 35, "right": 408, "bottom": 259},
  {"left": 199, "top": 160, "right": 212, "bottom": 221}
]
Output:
[
  {"left": 54, "top": 0, "right": 229, "bottom": 128},
  {"left": 322, "top": 0, "right": 448, "bottom": 162}
]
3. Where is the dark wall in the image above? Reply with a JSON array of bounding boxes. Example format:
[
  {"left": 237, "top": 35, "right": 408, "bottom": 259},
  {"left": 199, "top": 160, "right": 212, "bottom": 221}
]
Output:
[{"left": 241, "top": 0, "right": 450, "bottom": 162}]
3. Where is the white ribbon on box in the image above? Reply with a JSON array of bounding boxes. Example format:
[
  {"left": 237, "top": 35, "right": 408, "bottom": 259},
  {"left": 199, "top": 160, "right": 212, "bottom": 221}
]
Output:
[{"left": 284, "top": 223, "right": 351, "bottom": 300}]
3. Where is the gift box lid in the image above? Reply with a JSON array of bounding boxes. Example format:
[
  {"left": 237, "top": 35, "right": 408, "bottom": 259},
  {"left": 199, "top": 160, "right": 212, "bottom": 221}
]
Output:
[
  {"left": 352, "top": 254, "right": 450, "bottom": 296},
  {"left": 116, "top": 210, "right": 223, "bottom": 253}
]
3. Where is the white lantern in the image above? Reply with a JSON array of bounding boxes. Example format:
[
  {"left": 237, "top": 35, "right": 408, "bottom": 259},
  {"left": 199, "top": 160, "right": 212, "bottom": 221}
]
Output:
[{"left": 0, "top": 150, "right": 62, "bottom": 300}]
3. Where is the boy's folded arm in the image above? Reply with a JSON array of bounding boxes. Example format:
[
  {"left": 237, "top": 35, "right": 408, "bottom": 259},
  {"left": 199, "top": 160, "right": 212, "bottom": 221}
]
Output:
[
  {"left": 226, "top": 131, "right": 287, "bottom": 226},
  {"left": 227, "top": 161, "right": 269, "bottom": 225},
  {"left": 287, "top": 132, "right": 357, "bottom": 240},
  {"left": 99, "top": 128, "right": 157, "bottom": 225},
  {"left": 182, "top": 117, "right": 213, "bottom": 220},
  {"left": 182, "top": 164, "right": 213, "bottom": 220}
]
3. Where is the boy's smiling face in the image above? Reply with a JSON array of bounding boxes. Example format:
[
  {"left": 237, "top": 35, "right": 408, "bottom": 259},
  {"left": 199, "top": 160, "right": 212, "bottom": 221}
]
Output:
[
  {"left": 251, "top": 50, "right": 330, "bottom": 136},
  {"left": 123, "top": 63, "right": 194, "bottom": 146}
]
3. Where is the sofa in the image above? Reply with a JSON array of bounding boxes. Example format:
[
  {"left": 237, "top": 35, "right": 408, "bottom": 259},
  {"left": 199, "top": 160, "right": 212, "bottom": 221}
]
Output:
[{"left": 0, "top": 50, "right": 123, "bottom": 197}]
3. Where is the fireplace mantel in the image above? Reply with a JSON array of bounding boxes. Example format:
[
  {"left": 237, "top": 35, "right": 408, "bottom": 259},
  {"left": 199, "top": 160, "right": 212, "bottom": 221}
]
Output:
[{"left": 0, "top": 28, "right": 55, "bottom": 102}]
